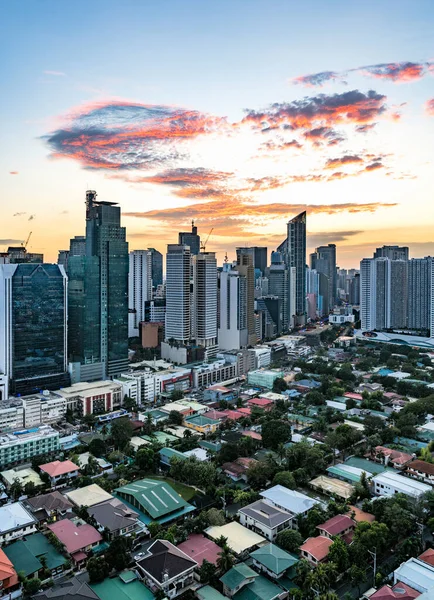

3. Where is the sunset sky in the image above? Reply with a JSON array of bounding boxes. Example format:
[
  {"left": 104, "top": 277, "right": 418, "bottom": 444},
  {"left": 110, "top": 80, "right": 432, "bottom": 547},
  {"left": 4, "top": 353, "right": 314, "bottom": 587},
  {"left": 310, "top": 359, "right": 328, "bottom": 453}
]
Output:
[{"left": 1, "top": 0, "right": 434, "bottom": 268}]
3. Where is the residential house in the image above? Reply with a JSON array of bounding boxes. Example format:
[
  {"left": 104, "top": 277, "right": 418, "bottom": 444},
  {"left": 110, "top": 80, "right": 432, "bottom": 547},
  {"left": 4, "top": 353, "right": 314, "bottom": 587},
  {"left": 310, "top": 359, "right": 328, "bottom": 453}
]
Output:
[
  {"left": 370, "top": 447, "right": 413, "bottom": 469},
  {"left": 405, "top": 460, "right": 434, "bottom": 486},
  {"left": 393, "top": 557, "right": 434, "bottom": 594},
  {"left": 88, "top": 498, "right": 142, "bottom": 539},
  {"left": 39, "top": 460, "right": 80, "bottom": 487},
  {"left": 77, "top": 453, "right": 113, "bottom": 475},
  {"left": 177, "top": 534, "right": 221, "bottom": 566},
  {"left": 0, "top": 503, "right": 37, "bottom": 545},
  {"left": 250, "top": 543, "right": 299, "bottom": 580},
  {"left": 183, "top": 448, "right": 209, "bottom": 461},
  {"left": 238, "top": 500, "right": 293, "bottom": 541},
  {"left": 65, "top": 484, "right": 113, "bottom": 508},
  {"left": 47, "top": 519, "right": 102, "bottom": 568},
  {"left": 159, "top": 447, "right": 187, "bottom": 467},
  {"left": 365, "top": 582, "right": 421, "bottom": 599},
  {"left": 4, "top": 532, "right": 66, "bottom": 580},
  {"left": 259, "top": 485, "right": 322, "bottom": 528},
  {"left": 317, "top": 514, "right": 356, "bottom": 543},
  {"left": 184, "top": 415, "right": 219, "bottom": 434},
  {"left": 0, "top": 549, "right": 19, "bottom": 596},
  {"left": 222, "top": 458, "right": 258, "bottom": 482},
  {"left": 247, "top": 398, "right": 273, "bottom": 412},
  {"left": 136, "top": 540, "right": 197, "bottom": 599},
  {"left": 205, "top": 522, "right": 265, "bottom": 557},
  {"left": 371, "top": 472, "right": 431, "bottom": 500},
  {"left": 300, "top": 536, "right": 333, "bottom": 565},
  {"left": 32, "top": 576, "right": 99, "bottom": 600},
  {"left": 1, "top": 466, "right": 43, "bottom": 490},
  {"left": 24, "top": 491, "right": 73, "bottom": 525},
  {"left": 220, "top": 564, "right": 257, "bottom": 597},
  {"left": 220, "top": 563, "right": 284, "bottom": 600}
]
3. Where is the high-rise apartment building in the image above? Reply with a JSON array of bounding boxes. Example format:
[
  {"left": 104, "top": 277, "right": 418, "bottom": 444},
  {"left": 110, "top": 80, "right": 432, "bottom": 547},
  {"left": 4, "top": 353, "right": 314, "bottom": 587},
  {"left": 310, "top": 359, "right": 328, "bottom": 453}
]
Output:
[
  {"left": 268, "top": 251, "right": 288, "bottom": 330},
  {"left": 349, "top": 273, "right": 360, "bottom": 305},
  {"left": 218, "top": 263, "right": 248, "bottom": 350},
  {"left": 192, "top": 252, "right": 218, "bottom": 355},
  {"left": 236, "top": 247, "right": 267, "bottom": 276},
  {"left": 0, "top": 263, "right": 69, "bottom": 397},
  {"left": 58, "top": 236, "right": 86, "bottom": 273},
  {"left": 68, "top": 190, "right": 129, "bottom": 382},
  {"left": 278, "top": 211, "right": 306, "bottom": 323},
  {"left": 165, "top": 244, "right": 191, "bottom": 343},
  {"left": 179, "top": 222, "right": 200, "bottom": 256},
  {"left": 408, "top": 257, "right": 433, "bottom": 334},
  {"left": 148, "top": 248, "right": 163, "bottom": 289},
  {"left": 310, "top": 244, "right": 337, "bottom": 310},
  {"left": 236, "top": 251, "right": 256, "bottom": 346},
  {"left": 373, "top": 246, "right": 409, "bottom": 261},
  {"left": 360, "top": 258, "right": 408, "bottom": 331},
  {"left": 128, "top": 250, "right": 152, "bottom": 338}
]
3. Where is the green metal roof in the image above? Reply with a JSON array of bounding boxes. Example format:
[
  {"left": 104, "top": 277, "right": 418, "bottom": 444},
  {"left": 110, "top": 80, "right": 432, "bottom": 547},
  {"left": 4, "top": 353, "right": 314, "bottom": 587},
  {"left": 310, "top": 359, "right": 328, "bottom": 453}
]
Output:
[
  {"left": 4, "top": 532, "right": 65, "bottom": 577},
  {"left": 200, "top": 440, "right": 222, "bottom": 452},
  {"left": 250, "top": 544, "right": 298, "bottom": 576},
  {"left": 327, "top": 465, "right": 361, "bottom": 484},
  {"left": 142, "top": 431, "right": 178, "bottom": 444},
  {"left": 115, "top": 478, "right": 189, "bottom": 519},
  {"left": 234, "top": 575, "right": 283, "bottom": 600},
  {"left": 185, "top": 415, "right": 219, "bottom": 426},
  {"left": 344, "top": 456, "right": 389, "bottom": 475},
  {"left": 159, "top": 447, "right": 186, "bottom": 460},
  {"left": 197, "top": 586, "right": 227, "bottom": 600},
  {"left": 91, "top": 575, "right": 155, "bottom": 600},
  {"left": 220, "top": 563, "right": 258, "bottom": 590}
]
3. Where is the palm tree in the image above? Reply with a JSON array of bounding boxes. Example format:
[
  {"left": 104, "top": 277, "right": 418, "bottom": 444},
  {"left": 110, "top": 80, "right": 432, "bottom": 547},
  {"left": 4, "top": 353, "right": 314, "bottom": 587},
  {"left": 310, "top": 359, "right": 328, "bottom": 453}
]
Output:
[
  {"left": 183, "top": 429, "right": 192, "bottom": 439},
  {"left": 216, "top": 545, "right": 234, "bottom": 573}
]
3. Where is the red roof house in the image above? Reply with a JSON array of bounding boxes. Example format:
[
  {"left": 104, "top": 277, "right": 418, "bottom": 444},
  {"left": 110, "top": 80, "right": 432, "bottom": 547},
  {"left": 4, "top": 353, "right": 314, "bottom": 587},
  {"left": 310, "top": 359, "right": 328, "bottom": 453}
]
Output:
[
  {"left": 317, "top": 515, "right": 356, "bottom": 541},
  {"left": 241, "top": 430, "right": 262, "bottom": 441},
  {"left": 418, "top": 548, "right": 434, "bottom": 567},
  {"left": 300, "top": 536, "right": 333, "bottom": 564},
  {"left": 48, "top": 519, "right": 102, "bottom": 563},
  {"left": 0, "top": 549, "right": 19, "bottom": 592},
  {"left": 369, "top": 582, "right": 420, "bottom": 599},
  {"left": 247, "top": 398, "right": 273, "bottom": 411},
  {"left": 177, "top": 534, "right": 221, "bottom": 566},
  {"left": 39, "top": 460, "right": 80, "bottom": 483},
  {"left": 370, "top": 446, "right": 413, "bottom": 469}
]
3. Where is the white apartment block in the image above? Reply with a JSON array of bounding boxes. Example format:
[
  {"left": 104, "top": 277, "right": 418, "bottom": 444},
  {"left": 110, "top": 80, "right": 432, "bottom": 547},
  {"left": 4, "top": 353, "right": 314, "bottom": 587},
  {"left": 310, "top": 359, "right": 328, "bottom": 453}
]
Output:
[
  {"left": 56, "top": 381, "right": 123, "bottom": 416},
  {"left": 192, "top": 359, "right": 237, "bottom": 388},
  {"left": 129, "top": 250, "right": 152, "bottom": 338}
]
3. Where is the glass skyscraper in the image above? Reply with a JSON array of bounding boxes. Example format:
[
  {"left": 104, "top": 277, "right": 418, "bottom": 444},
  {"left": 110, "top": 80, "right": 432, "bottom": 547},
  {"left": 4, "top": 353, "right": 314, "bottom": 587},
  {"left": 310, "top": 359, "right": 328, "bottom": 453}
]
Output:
[
  {"left": 0, "top": 263, "right": 69, "bottom": 396},
  {"left": 278, "top": 211, "right": 306, "bottom": 322},
  {"left": 68, "top": 190, "right": 128, "bottom": 381}
]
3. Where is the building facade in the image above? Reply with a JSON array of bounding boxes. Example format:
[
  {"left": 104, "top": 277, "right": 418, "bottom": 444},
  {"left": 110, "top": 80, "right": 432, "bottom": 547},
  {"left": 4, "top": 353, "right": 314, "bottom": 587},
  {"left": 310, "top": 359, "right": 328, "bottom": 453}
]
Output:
[
  {"left": 128, "top": 250, "right": 152, "bottom": 338},
  {"left": 218, "top": 264, "right": 248, "bottom": 350},
  {"left": 165, "top": 244, "right": 191, "bottom": 343},
  {"left": 277, "top": 211, "right": 306, "bottom": 323},
  {"left": 192, "top": 252, "right": 218, "bottom": 357}
]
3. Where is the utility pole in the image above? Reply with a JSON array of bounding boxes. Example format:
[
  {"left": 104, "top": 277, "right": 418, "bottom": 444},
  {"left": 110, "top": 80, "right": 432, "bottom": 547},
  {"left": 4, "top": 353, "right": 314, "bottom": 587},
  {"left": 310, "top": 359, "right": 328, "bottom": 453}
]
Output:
[{"left": 367, "top": 546, "right": 377, "bottom": 583}]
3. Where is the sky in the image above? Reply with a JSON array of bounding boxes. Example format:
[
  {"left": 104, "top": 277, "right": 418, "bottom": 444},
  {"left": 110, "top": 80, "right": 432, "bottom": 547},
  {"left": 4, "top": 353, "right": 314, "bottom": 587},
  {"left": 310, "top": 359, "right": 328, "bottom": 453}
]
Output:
[{"left": 1, "top": 0, "right": 434, "bottom": 268}]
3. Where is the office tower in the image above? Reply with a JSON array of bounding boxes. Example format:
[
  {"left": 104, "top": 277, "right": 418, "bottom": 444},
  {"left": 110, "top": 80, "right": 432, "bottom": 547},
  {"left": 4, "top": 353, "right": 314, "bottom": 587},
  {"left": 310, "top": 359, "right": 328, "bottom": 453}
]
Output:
[
  {"left": 236, "top": 251, "right": 256, "bottom": 346},
  {"left": 310, "top": 244, "right": 337, "bottom": 309},
  {"left": 373, "top": 245, "right": 409, "bottom": 261},
  {"left": 277, "top": 211, "right": 306, "bottom": 323},
  {"left": 0, "top": 263, "right": 69, "bottom": 397},
  {"left": 257, "top": 296, "right": 281, "bottom": 337},
  {"left": 57, "top": 250, "right": 69, "bottom": 270},
  {"left": 268, "top": 251, "right": 288, "bottom": 330},
  {"left": 144, "top": 299, "right": 166, "bottom": 323},
  {"left": 128, "top": 250, "right": 152, "bottom": 338},
  {"left": 255, "top": 277, "right": 269, "bottom": 299},
  {"left": 349, "top": 273, "right": 360, "bottom": 305},
  {"left": 192, "top": 252, "right": 218, "bottom": 355},
  {"left": 148, "top": 248, "right": 163, "bottom": 289},
  {"left": 5, "top": 246, "right": 43, "bottom": 264},
  {"left": 165, "top": 244, "right": 191, "bottom": 343},
  {"left": 236, "top": 247, "right": 267, "bottom": 276},
  {"left": 218, "top": 263, "right": 248, "bottom": 350},
  {"left": 68, "top": 190, "right": 129, "bottom": 381},
  {"left": 408, "top": 257, "right": 433, "bottom": 334},
  {"left": 70, "top": 236, "right": 86, "bottom": 256},
  {"left": 360, "top": 258, "right": 408, "bottom": 331},
  {"left": 179, "top": 221, "right": 200, "bottom": 256}
]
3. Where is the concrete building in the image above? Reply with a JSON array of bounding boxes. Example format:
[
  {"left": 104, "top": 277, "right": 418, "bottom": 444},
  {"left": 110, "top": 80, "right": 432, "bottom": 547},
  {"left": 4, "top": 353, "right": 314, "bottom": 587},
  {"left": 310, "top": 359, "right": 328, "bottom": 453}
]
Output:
[
  {"left": 236, "top": 251, "right": 257, "bottom": 346},
  {"left": 374, "top": 245, "right": 409, "bottom": 260},
  {"left": 236, "top": 247, "right": 268, "bottom": 276},
  {"left": 179, "top": 222, "right": 200, "bottom": 256},
  {"left": 371, "top": 471, "right": 431, "bottom": 500},
  {"left": 0, "top": 426, "right": 60, "bottom": 469},
  {"left": 148, "top": 248, "right": 163, "bottom": 289},
  {"left": 218, "top": 263, "right": 248, "bottom": 350},
  {"left": 247, "top": 369, "right": 283, "bottom": 390},
  {"left": 277, "top": 211, "right": 306, "bottom": 323},
  {"left": 55, "top": 380, "right": 123, "bottom": 416},
  {"left": 310, "top": 244, "right": 337, "bottom": 311},
  {"left": 238, "top": 500, "right": 293, "bottom": 541},
  {"left": 408, "top": 257, "right": 433, "bottom": 335},
  {"left": 0, "top": 263, "right": 69, "bottom": 398},
  {"left": 191, "top": 359, "right": 237, "bottom": 388},
  {"left": 128, "top": 250, "right": 152, "bottom": 338},
  {"left": 165, "top": 244, "right": 191, "bottom": 344},
  {"left": 121, "top": 367, "right": 191, "bottom": 405},
  {"left": 192, "top": 252, "right": 218, "bottom": 358},
  {"left": 0, "top": 503, "right": 37, "bottom": 545}
]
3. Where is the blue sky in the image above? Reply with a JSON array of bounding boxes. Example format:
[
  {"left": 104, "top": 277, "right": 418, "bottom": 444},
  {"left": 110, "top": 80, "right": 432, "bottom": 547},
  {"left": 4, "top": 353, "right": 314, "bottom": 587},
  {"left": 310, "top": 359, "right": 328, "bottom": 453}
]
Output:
[{"left": 1, "top": 0, "right": 434, "bottom": 266}]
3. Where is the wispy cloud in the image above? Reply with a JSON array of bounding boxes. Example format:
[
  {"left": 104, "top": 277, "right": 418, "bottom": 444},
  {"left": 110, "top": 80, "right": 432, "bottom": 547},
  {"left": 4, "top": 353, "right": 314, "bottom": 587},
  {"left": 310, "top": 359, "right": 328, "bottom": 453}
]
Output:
[
  {"left": 9, "top": 171, "right": 19, "bottom": 175},
  {"left": 44, "top": 70, "right": 66, "bottom": 77},
  {"left": 426, "top": 99, "right": 434, "bottom": 116},
  {"left": 13, "top": 212, "right": 26, "bottom": 217},
  {"left": 0, "top": 239, "right": 23, "bottom": 245}
]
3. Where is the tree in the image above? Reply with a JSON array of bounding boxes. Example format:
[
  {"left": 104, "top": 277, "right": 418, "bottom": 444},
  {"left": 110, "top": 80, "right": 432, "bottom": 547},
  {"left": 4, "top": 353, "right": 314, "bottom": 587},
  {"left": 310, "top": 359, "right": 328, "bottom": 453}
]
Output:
[
  {"left": 233, "top": 490, "right": 259, "bottom": 507},
  {"left": 272, "top": 471, "right": 296, "bottom": 490},
  {"left": 170, "top": 389, "right": 184, "bottom": 401},
  {"left": 262, "top": 420, "right": 291, "bottom": 450},
  {"left": 206, "top": 508, "right": 226, "bottom": 526},
  {"left": 105, "top": 536, "right": 132, "bottom": 571},
  {"left": 89, "top": 438, "right": 107, "bottom": 458},
  {"left": 328, "top": 536, "right": 350, "bottom": 572},
  {"left": 136, "top": 447, "right": 156, "bottom": 472},
  {"left": 82, "top": 414, "right": 97, "bottom": 428},
  {"left": 216, "top": 545, "right": 235, "bottom": 573},
  {"left": 148, "top": 521, "right": 162, "bottom": 538},
  {"left": 111, "top": 417, "right": 133, "bottom": 449},
  {"left": 275, "top": 529, "right": 303, "bottom": 553},
  {"left": 84, "top": 455, "right": 100, "bottom": 476},
  {"left": 217, "top": 443, "right": 239, "bottom": 465},
  {"left": 247, "top": 461, "right": 274, "bottom": 490},
  {"left": 10, "top": 478, "right": 22, "bottom": 501},
  {"left": 87, "top": 556, "right": 110, "bottom": 583},
  {"left": 272, "top": 378, "right": 288, "bottom": 393},
  {"left": 199, "top": 559, "right": 216, "bottom": 583},
  {"left": 349, "top": 565, "right": 366, "bottom": 595},
  {"left": 23, "top": 577, "right": 41, "bottom": 595},
  {"left": 24, "top": 481, "right": 36, "bottom": 497},
  {"left": 168, "top": 410, "right": 183, "bottom": 425},
  {"left": 306, "top": 391, "right": 326, "bottom": 406}
]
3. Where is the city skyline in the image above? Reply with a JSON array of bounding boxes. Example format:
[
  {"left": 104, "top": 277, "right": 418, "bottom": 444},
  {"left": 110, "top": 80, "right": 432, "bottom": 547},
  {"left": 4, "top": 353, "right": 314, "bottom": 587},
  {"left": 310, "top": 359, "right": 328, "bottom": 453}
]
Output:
[{"left": 2, "top": 0, "right": 434, "bottom": 268}]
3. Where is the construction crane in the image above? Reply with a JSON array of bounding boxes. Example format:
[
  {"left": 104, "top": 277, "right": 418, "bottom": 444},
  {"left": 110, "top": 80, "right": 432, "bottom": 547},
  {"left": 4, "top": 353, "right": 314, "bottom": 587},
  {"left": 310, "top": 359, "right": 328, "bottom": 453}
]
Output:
[
  {"left": 21, "top": 231, "right": 32, "bottom": 251},
  {"left": 200, "top": 227, "right": 214, "bottom": 252}
]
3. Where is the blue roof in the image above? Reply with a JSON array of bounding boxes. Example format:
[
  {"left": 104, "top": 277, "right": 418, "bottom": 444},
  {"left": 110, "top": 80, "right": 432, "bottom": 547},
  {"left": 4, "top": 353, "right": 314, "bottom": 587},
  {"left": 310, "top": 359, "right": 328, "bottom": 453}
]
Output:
[
  {"left": 260, "top": 485, "right": 321, "bottom": 515},
  {"left": 378, "top": 368, "right": 395, "bottom": 376}
]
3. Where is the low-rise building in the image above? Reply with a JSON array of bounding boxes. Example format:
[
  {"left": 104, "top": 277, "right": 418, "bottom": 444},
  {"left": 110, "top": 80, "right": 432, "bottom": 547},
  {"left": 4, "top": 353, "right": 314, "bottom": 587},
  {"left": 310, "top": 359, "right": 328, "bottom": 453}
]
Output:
[
  {"left": 39, "top": 460, "right": 79, "bottom": 486},
  {"left": 393, "top": 557, "right": 434, "bottom": 594},
  {"left": 177, "top": 534, "right": 221, "bottom": 566},
  {"left": 184, "top": 415, "right": 219, "bottom": 434},
  {"left": 370, "top": 446, "right": 413, "bottom": 469},
  {"left": 88, "top": 498, "right": 142, "bottom": 539},
  {"left": 247, "top": 370, "right": 284, "bottom": 390},
  {"left": 247, "top": 398, "right": 274, "bottom": 411},
  {"left": 309, "top": 475, "right": 355, "bottom": 500},
  {"left": 56, "top": 381, "right": 123, "bottom": 416},
  {"left": 192, "top": 359, "right": 237, "bottom": 389},
  {"left": 65, "top": 484, "right": 113, "bottom": 508},
  {"left": 220, "top": 563, "right": 284, "bottom": 600},
  {"left": 1, "top": 466, "right": 43, "bottom": 490},
  {"left": 372, "top": 471, "right": 431, "bottom": 500},
  {"left": 317, "top": 514, "right": 356, "bottom": 542},
  {"left": 405, "top": 460, "right": 434, "bottom": 486},
  {"left": 0, "top": 548, "right": 19, "bottom": 596},
  {"left": 0, "top": 502, "right": 37, "bottom": 545},
  {"left": 222, "top": 457, "right": 258, "bottom": 482},
  {"left": 238, "top": 500, "right": 293, "bottom": 541},
  {"left": 136, "top": 540, "right": 197, "bottom": 599},
  {"left": 159, "top": 447, "right": 187, "bottom": 467},
  {"left": 4, "top": 532, "right": 66, "bottom": 580},
  {"left": 0, "top": 426, "right": 60, "bottom": 469},
  {"left": 259, "top": 485, "right": 322, "bottom": 526},
  {"left": 250, "top": 543, "right": 299, "bottom": 580},
  {"left": 47, "top": 519, "right": 102, "bottom": 568},
  {"left": 77, "top": 452, "right": 113, "bottom": 475},
  {"left": 24, "top": 491, "right": 73, "bottom": 524},
  {"left": 205, "top": 522, "right": 266, "bottom": 557},
  {"left": 300, "top": 536, "right": 333, "bottom": 565},
  {"left": 30, "top": 576, "right": 99, "bottom": 600}
]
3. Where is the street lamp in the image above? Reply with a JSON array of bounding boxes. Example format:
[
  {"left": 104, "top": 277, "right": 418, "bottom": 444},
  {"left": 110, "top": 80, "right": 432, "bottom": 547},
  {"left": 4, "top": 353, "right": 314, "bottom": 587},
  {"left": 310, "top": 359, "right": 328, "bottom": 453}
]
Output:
[{"left": 367, "top": 546, "right": 377, "bottom": 584}]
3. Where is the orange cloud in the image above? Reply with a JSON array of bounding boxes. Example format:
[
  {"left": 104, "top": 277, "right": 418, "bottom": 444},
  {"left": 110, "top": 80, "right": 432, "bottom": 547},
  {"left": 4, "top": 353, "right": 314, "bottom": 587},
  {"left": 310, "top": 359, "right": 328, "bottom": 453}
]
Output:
[{"left": 426, "top": 99, "right": 434, "bottom": 116}]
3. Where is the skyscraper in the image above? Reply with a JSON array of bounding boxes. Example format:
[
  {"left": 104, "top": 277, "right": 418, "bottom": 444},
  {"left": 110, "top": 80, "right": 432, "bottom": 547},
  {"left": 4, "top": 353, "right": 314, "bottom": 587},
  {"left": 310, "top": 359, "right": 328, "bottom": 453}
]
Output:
[
  {"left": 373, "top": 245, "right": 409, "bottom": 261},
  {"left": 360, "top": 257, "right": 408, "bottom": 331},
  {"left": 236, "top": 251, "right": 256, "bottom": 346},
  {"left": 68, "top": 190, "right": 129, "bottom": 381},
  {"left": 408, "top": 257, "right": 433, "bottom": 334},
  {"left": 165, "top": 244, "right": 191, "bottom": 343},
  {"left": 128, "top": 250, "right": 152, "bottom": 338},
  {"left": 192, "top": 252, "right": 218, "bottom": 355},
  {"left": 268, "top": 251, "right": 288, "bottom": 330},
  {"left": 179, "top": 221, "right": 200, "bottom": 256},
  {"left": 278, "top": 211, "right": 306, "bottom": 323},
  {"left": 0, "top": 263, "right": 69, "bottom": 397},
  {"left": 218, "top": 263, "right": 248, "bottom": 350},
  {"left": 236, "top": 247, "right": 268, "bottom": 276},
  {"left": 310, "top": 244, "right": 337, "bottom": 309},
  {"left": 148, "top": 248, "right": 163, "bottom": 289}
]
